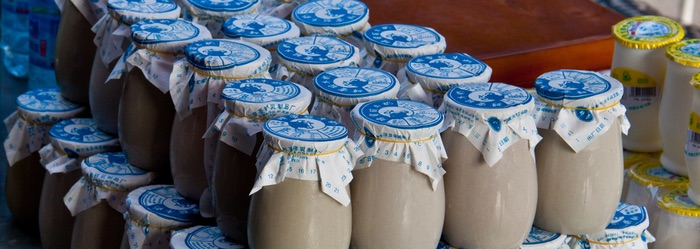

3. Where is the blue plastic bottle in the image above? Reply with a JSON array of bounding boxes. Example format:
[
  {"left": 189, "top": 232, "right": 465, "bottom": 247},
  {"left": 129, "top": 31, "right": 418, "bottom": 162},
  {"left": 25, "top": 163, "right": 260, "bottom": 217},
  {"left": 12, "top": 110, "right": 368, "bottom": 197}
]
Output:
[
  {"left": 1, "top": 0, "right": 29, "bottom": 78},
  {"left": 28, "top": 0, "right": 60, "bottom": 89}
]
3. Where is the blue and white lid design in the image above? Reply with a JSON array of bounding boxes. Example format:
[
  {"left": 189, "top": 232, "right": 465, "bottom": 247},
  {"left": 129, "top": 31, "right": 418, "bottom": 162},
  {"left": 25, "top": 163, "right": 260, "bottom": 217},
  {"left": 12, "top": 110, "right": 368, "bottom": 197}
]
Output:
[
  {"left": 535, "top": 69, "right": 624, "bottom": 109},
  {"left": 277, "top": 36, "right": 359, "bottom": 65},
  {"left": 170, "top": 226, "right": 245, "bottom": 249},
  {"left": 406, "top": 53, "right": 493, "bottom": 92},
  {"left": 575, "top": 202, "right": 650, "bottom": 245},
  {"left": 292, "top": 0, "right": 369, "bottom": 36},
  {"left": 314, "top": 67, "right": 400, "bottom": 105},
  {"left": 221, "top": 78, "right": 312, "bottom": 119},
  {"left": 131, "top": 19, "right": 212, "bottom": 54},
  {"left": 81, "top": 152, "right": 154, "bottom": 191},
  {"left": 106, "top": 0, "right": 181, "bottom": 25},
  {"left": 263, "top": 114, "right": 348, "bottom": 144},
  {"left": 48, "top": 118, "right": 120, "bottom": 157},
  {"left": 127, "top": 185, "right": 200, "bottom": 225},
  {"left": 184, "top": 0, "right": 260, "bottom": 18},
  {"left": 521, "top": 227, "right": 568, "bottom": 249},
  {"left": 15, "top": 88, "right": 85, "bottom": 125},
  {"left": 363, "top": 24, "right": 446, "bottom": 61},
  {"left": 185, "top": 39, "right": 271, "bottom": 76},
  {"left": 222, "top": 14, "right": 300, "bottom": 48},
  {"left": 445, "top": 83, "right": 534, "bottom": 114},
  {"left": 351, "top": 99, "right": 443, "bottom": 141}
]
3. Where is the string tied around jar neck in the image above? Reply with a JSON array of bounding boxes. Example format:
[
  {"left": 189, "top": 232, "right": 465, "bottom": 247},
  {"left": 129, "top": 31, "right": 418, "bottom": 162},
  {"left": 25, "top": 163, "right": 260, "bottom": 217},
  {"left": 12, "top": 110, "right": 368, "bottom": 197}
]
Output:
[{"left": 266, "top": 143, "right": 346, "bottom": 157}]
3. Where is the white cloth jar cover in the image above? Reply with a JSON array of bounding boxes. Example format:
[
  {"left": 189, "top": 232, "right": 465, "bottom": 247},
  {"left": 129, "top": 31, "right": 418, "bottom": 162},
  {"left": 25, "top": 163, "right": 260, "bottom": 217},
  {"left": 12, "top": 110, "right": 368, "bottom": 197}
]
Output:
[
  {"left": 63, "top": 152, "right": 156, "bottom": 216},
  {"left": 258, "top": 0, "right": 306, "bottom": 18},
  {"left": 569, "top": 202, "right": 655, "bottom": 249},
  {"left": 54, "top": 0, "right": 107, "bottom": 25},
  {"left": 4, "top": 88, "right": 85, "bottom": 166},
  {"left": 441, "top": 83, "right": 541, "bottom": 166},
  {"left": 92, "top": 0, "right": 180, "bottom": 68},
  {"left": 39, "top": 118, "right": 120, "bottom": 174},
  {"left": 109, "top": 19, "right": 212, "bottom": 96},
  {"left": 170, "top": 226, "right": 245, "bottom": 249},
  {"left": 251, "top": 114, "right": 363, "bottom": 206},
  {"left": 273, "top": 36, "right": 361, "bottom": 90},
  {"left": 532, "top": 69, "right": 630, "bottom": 153},
  {"left": 205, "top": 78, "right": 312, "bottom": 156},
  {"left": 654, "top": 190, "right": 700, "bottom": 249},
  {"left": 438, "top": 227, "right": 571, "bottom": 249},
  {"left": 400, "top": 53, "right": 493, "bottom": 108},
  {"left": 222, "top": 14, "right": 300, "bottom": 67},
  {"left": 350, "top": 99, "right": 448, "bottom": 190},
  {"left": 170, "top": 39, "right": 272, "bottom": 120},
  {"left": 310, "top": 67, "right": 399, "bottom": 138},
  {"left": 124, "top": 185, "right": 200, "bottom": 249},
  {"left": 361, "top": 24, "right": 446, "bottom": 77},
  {"left": 291, "top": 0, "right": 369, "bottom": 53},
  {"left": 181, "top": 0, "right": 260, "bottom": 38}
]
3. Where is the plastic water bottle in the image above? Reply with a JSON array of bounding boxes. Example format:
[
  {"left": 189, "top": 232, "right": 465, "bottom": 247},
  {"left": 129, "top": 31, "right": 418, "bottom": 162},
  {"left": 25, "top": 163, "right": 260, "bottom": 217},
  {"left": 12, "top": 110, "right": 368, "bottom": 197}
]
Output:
[
  {"left": 1, "top": 0, "right": 29, "bottom": 78},
  {"left": 28, "top": 0, "right": 60, "bottom": 89}
]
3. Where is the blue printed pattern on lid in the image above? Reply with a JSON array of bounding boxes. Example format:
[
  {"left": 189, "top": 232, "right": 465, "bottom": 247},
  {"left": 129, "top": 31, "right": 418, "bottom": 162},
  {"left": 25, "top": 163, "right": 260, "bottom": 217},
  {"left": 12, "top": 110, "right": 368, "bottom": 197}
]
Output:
[
  {"left": 137, "top": 186, "right": 199, "bottom": 222},
  {"left": 187, "top": 0, "right": 258, "bottom": 12},
  {"left": 681, "top": 43, "right": 700, "bottom": 56},
  {"left": 263, "top": 115, "right": 348, "bottom": 142},
  {"left": 107, "top": 0, "right": 179, "bottom": 13},
  {"left": 364, "top": 24, "right": 442, "bottom": 48},
  {"left": 314, "top": 67, "right": 397, "bottom": 98},
  {"left": 358, "top": 99, "right": 443, "bottom": 129},
  {"left": 183, "top": 226, "right": 244, "bottom": 248},
  {"left": 185, "top": 39, "right": 261, "bottom": 70},
  {"left": 16, "top": 88, "right": 81, "bottom": 113},
  {"left": 447, "top": 83, "right": 533, "bottom": 109},
  {"left": 407, "top": 53, "right": 488, "bottom": 79},
  {"left": 628, "top": 21, "right": 671, "bottom": 37},
  {"left": 292, "top": 0, "right": 368, "bottom": 27},
  {"left": 222, "top": 78, "right": 301, "bottom": 103},
  {"left": 131, "top": 19, "right": 201, "bottom": 45},
  {"left": 607, "top": 202, "right": 647, "bottom": 230},
  {"left": 49, "top": 119, "right": 116, "bottom": 144},
  {"left": 535, "top": 70, "right": 612, "bottom": 101},
  {"left": 277, "top": 36, "right": 355, "bottom": 64},
  {"left": 523, "top": 227, "right": 562, "bottom": 245},
  {"left": 223, "top": 14, "right": 291, "bottom": 38},
  {"left": 84, "top": 152, "right": 148, "bottom": 176}
]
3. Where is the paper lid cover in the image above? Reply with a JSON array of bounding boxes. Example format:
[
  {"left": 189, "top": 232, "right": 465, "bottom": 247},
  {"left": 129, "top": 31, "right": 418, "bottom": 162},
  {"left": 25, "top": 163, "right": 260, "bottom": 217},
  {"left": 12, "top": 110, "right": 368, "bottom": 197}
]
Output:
[
  {"left": 690, "top": 72, "right": 700, "bottom": 90},
  {"left": 406, "top": 53, "right": 492, "bottom": 92},
  {"left": 106, "top": 0, "right": 181, "bottom": 25},
  {"left": 577, "top": 202, "right": 649, "bottom": 243},
  {"left": 15, "top": 88, "right": 84, "bottom": 124},
  {"left": 445, "top": 83, "right": 534, "bottom": 119},
  {"left": 535, "top": 69, "right": 623, "bottom": 109},
  {"left": 263, "top": 114, "right": 348, "bottom": 154},
  {"left": 612, "top": 15, "right": 685, "bottom": 49},
  {"left": 126, "top": 185, "right": 199, "bottom": 224},
  {"left": 351, "top": 99, "right": 443, "bottom": 141},
  {"left": 222, "top": 14, "right": 300, "bottom": 48},
  {"left": 630, "top": 159, "right": 689, "bottom": 188},
  {"left": 222, "top": 78, "right": 312, "bottom": 119},
  {"left": 170, "top": 226, "right": 245, "bottom": 249},
  {"left": 278, "top": 36, "right": 359, "bottom": 65},
  {"left": 184, "top": 0, "right": 259, "bottom": 18},
  {"left": 185, "top": 39, "right": 271, "bottom": 77},
  {"left": 82, "top": 152, "right": 154, "bottom": 190},
  {"left": 314, "top": 67, "right": 399, "bottom": 106},
  {"left": 624, "top": 150, "right": 650, "bottom": 169},
  {"left": 291, "top": 0, "right": 369, "bottom": 36},
  {"left": 131, "top": 19, "right": 212, "bottom": 54},
  {"left": 363, "top": 24, "right": 446, "bottom": 60},
  {"left": 521, "top": 227, "right": 567, "bottom": 248},
  {"left": 49, "top": 118, "right": 120, "bottom": 156},
  {"left": 666, "top": 39, "right": 700, "bottom": 68},
  {"left": 659, "top": 189, "right": 700, "bottom": 217}
]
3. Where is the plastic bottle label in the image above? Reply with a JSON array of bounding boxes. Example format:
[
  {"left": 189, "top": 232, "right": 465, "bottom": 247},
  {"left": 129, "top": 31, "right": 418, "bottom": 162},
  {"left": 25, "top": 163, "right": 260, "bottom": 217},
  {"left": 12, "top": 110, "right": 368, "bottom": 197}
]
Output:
[
  {"left": 29, "top": 5, "right": 60, "bottom": 69},
  {"left": 686, "top": 111, "right": 700, "bottom": 157},
  {"left": 611, "top": 67, "right": 658, "bottom": 111}
]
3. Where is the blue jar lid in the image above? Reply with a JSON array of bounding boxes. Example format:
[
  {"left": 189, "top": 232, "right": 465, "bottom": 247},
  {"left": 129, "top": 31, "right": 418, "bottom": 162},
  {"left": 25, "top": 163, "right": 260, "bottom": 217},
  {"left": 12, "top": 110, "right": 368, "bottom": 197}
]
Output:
[
  {"left": 130, "top": 185, "right": 200, "bottom": 223},
  {"left": 607, "top": 202, "right": 647, "bottom": 230},
  {"left": 171, "top": 226, "right": 245, "bottom": 249},
  {"left": 83, "top": 152, "right": 148, "bottom": 176},
  {"left": 82, "top": 152, "right": 155, "bottom": 191},
  {"left": 185, "top": 39, "right": 269, "bottom": 72},
  {"left": 186, "top": 0, "right": 259, "bottom": 13},
  {"left": 131, "top": 19, "right": 212, "bottom": 54},
  {"left": 16, "top": 88, "right": 82, "bottom": 113},
  {"left": 354, "top": 99, "right": 443, "bottom": 130},
  {"left": 314, "top": 67, "right": 398, "bottom": 99},
  {"left": 277, "top": 36, "right": 357, "bottom": 65},
  {"left": 222, "top": 14, "right": 298, "bottom": 47},
  {"left": 363, "top": 24, "right": 443, "bottom": 49},
  {"left": 445, "top": 83, "right": 533, "bottom": 110},
  {"left": 263, "top": 114, "right": 348, "bottom": 143},
  {"left": 406, "top": 53, "right": 492, "bottom": 92},
  {"left": 49, "top": 118, "right": 117, "bottom": 144},
  {"left": 107, "top": 0, "right": 181, "bottom": 25},
  {"left": 292, "top": 0, "right": 368, "bottom": 28},
  {"left": 534, "top": 70, "right": 623, "bottom": 109},
  {"left": 522, "top": 227, "right": 566, "bottom": 246},
  {"left": 223, "top": 78, "right": 303, "bottom": 103}
]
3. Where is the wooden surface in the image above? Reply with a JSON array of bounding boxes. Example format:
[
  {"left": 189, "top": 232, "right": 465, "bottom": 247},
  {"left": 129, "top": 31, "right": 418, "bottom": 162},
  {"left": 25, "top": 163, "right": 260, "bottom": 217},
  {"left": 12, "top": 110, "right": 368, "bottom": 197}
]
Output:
[{"left": 364, "top": 0, "right": 625, "bottom": 87}]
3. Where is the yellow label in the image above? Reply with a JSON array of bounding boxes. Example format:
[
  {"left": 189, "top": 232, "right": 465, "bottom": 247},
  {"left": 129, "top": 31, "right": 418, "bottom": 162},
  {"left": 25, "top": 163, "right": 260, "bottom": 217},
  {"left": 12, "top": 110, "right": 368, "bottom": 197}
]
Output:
[
  {"left": 690, "top": 111, "right": 700, "bottom": 134},
  {"left": 624, "top": 150, "right": 649, "bottom": 169},
  {"left": 659, "top": 190, "right": 700, "bottom": 217},
  {"left": 611, "top": 67, "right": 657, "bottom": 88}
]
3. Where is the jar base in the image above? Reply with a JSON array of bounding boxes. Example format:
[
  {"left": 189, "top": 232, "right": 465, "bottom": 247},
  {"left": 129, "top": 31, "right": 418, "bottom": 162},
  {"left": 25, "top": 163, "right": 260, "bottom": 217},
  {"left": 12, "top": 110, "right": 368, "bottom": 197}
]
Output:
[{"left": 660, "top": 155, "right": 688, "bottom": 176}]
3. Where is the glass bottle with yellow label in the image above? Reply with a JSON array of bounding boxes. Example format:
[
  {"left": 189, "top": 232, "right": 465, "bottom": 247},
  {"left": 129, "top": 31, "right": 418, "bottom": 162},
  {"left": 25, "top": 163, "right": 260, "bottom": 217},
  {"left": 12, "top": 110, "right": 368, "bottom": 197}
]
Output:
[{"left": 611, "top": 16, "right": 684, "bottom": 152}]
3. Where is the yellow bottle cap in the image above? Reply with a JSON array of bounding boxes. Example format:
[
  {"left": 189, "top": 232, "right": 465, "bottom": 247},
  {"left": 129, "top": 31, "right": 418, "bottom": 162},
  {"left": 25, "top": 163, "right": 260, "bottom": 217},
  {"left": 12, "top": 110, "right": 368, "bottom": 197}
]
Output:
[
  {"left": 658, "top": 189, "right": 700, "bottom": 217},
  {"left": 629, "top": 159, "right": 689, "bottom": 188},
  {"left": 612, "top": 16, "right": 685, "bottom": 50},
  {"left": 666, "top": 39, "right": 700, "bottom": 68},
  {"left": 690, "top": 72, "right": 700, "bottom": 90},
  {"left": 624, "top": 150, "right": 650, "bottom": 169}
]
